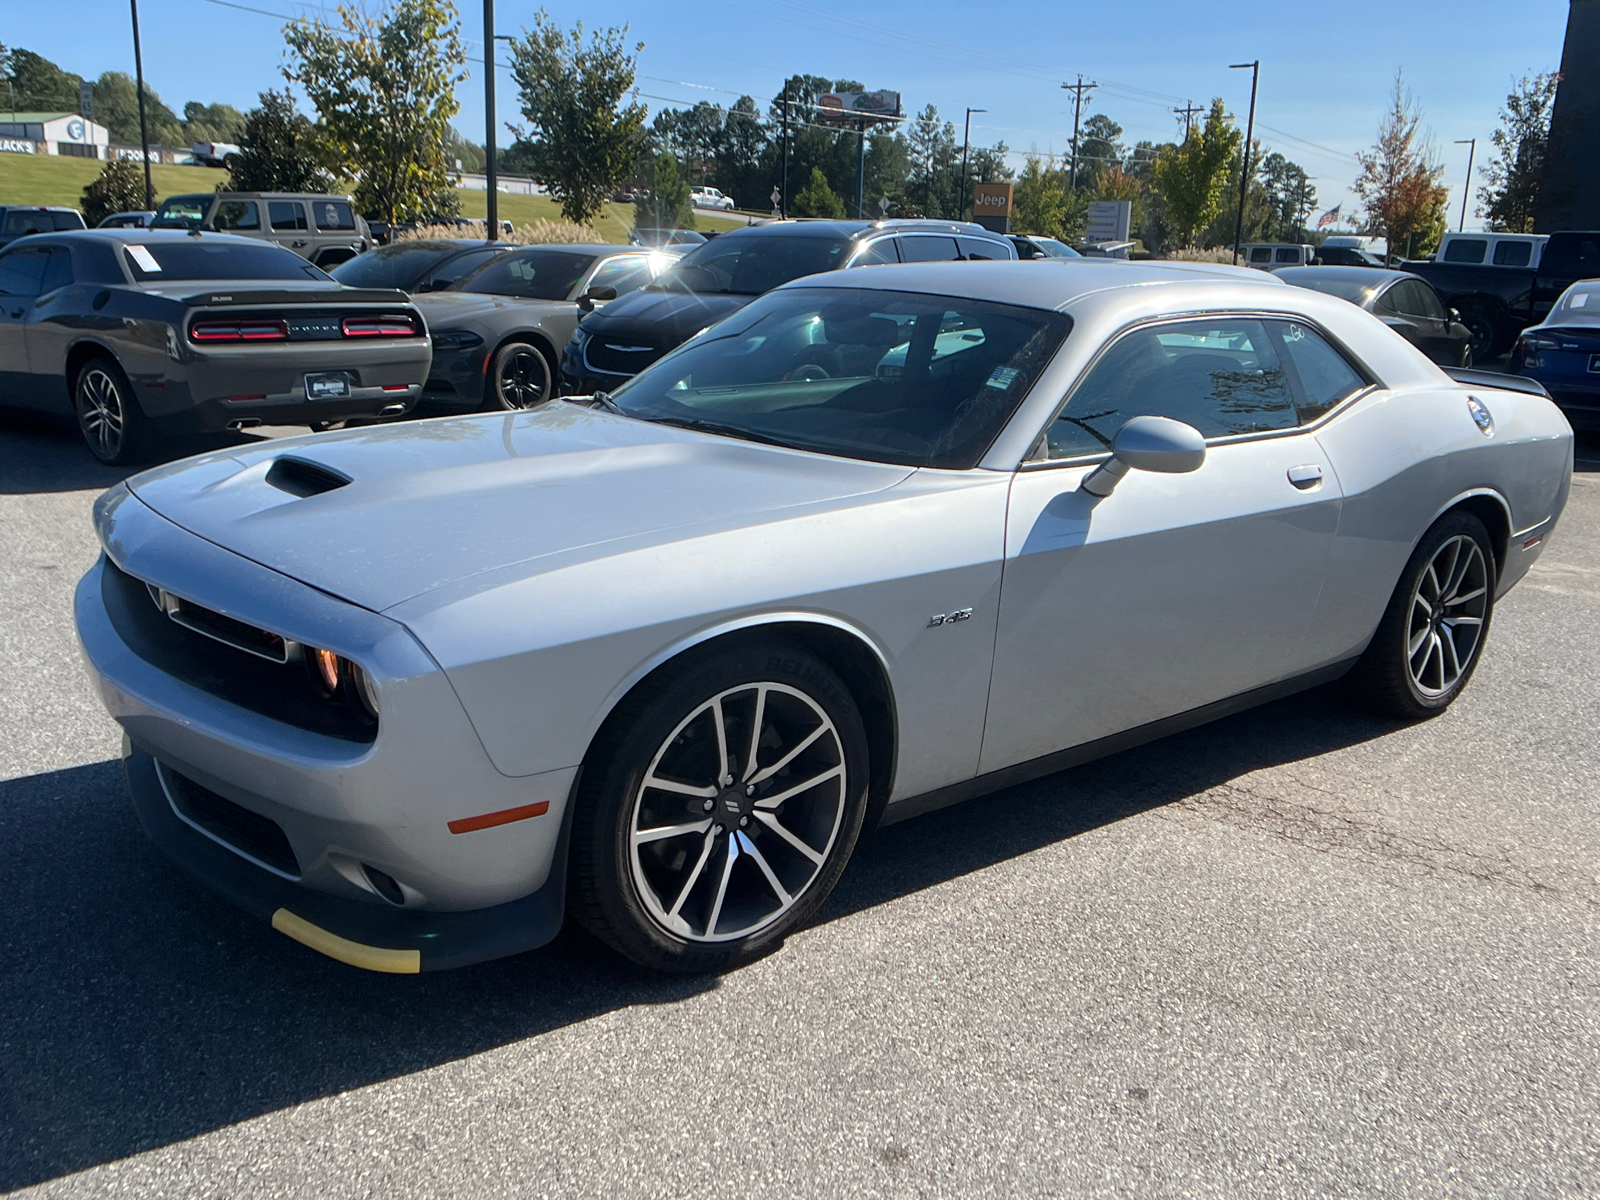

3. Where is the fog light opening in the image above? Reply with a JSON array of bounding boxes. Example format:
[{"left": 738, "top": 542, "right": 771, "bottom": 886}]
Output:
[
  {"left": 310, "top": 647, "right": 341, "bottom": 694},
  {"left": 362, "top": 864, "right": 406, "bottom": 906}
]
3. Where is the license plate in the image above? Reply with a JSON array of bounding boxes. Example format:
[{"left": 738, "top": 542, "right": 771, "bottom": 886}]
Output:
[{"left": 305, "top": 371, "right": 352, "bottom": 400}]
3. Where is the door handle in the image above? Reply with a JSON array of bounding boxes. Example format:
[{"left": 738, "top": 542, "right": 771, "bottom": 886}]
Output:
[
  {"left": 1287, "top": 464, "right": 1323, "bottom": 490},
  {"left": 292, "top": 240, "right": 308, "bottom": 248}
]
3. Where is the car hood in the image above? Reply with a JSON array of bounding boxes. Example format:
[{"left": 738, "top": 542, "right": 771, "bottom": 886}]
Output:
[
  {"left": 578, "top": 287, "right": 752, "bottom": 345},
  {"left": 411, "top": 290, "right": 571, "bottom": 325},
  {"left": 123, "top": 405, "right": 913, "bottom": 612}
]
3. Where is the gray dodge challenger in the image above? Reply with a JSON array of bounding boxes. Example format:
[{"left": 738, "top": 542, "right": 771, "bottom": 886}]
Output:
[{"left": 0, "top": 229, "right": 431, "bottom": 463}]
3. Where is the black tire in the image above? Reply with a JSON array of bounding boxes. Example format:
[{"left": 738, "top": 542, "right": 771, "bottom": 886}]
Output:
[
  {"left": 1347, "top": 511, "right": 1497, "bottom": 720},
  {"left": 1457, "top": 307, "right": 1501, "bottom": 362},
  {"left": 485, "top": 340, "right": 554, "bottom": 410},
  {"left": 571, "top": 637, "right": 871, "bottom": 973},
  {"left": 1460, "top": 342, "right": 1474, "bottom": 369},
  {"left": 73, "top": 356, "right": 150, "bottom": 466}
]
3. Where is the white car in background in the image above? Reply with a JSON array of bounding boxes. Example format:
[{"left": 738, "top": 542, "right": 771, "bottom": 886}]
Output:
[{"left": 691, "top": 186, "right": 735, "bottom": 211}]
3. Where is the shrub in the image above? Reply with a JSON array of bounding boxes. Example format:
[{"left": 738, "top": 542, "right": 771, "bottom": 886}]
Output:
[
  {"left": 791, "top": 167, "right": 845, "bottom": 219},
  {"left": 80, "top": 158, "right": 147, "bottom": 227},
  {"left": 396, "top": 218, "right": 599, "bottom": 245}
]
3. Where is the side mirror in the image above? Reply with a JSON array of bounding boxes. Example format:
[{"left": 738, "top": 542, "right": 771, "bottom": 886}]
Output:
[
  {"left": 577, "top": 283, "right": 618, "bottom": 313},
  {"left": 1081, "top": 416, "right": 1206, "bottom": 497},
  {"left": 1450, "top": 307, "right": 1462, "bottom": 321}
]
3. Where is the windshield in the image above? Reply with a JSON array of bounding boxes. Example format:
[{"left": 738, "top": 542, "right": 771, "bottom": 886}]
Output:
[
  {"left": 1283, "top": 274, "right": 1379, "bottom": 305},
  {"left": 121, "top": 240, "right": 331, "bottom": 282},
  {"left": 332, "top": 243, "right": 456, "bottom": 289},
  {"left": 151, "top": 195, "right": 213, "bottom": 229},
  {"left": 1034, "top": 238, "right": 1081, "bottom": 258},
  {"left": 2, "top": 210, "right": 84, "bottom": 235},
  {"left": 652, "top": 235, "right": 851, "bottom": 296},
  {"left": 609, "top": 285, "right": 1071, "bottom": 469},
  {"left": 1550, "top": 282, "right": 1600, "bottom": 325},
  {"left": 454, "top": 248, "right": 596, "bottom": 300}
]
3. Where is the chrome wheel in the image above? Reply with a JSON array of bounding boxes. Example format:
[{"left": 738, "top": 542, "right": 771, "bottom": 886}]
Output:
[
  {"left": 1406, "top": 534, "right": 1489, "bottom": 697},
  {"left": 629, "top": 682, "right": 847, "bottom": 943},
  {"left": 77, "top": 367, "right": 126, "bottom": 461},
  {"left": 492, "top": 344, "right": 551, "bottom": 409}
]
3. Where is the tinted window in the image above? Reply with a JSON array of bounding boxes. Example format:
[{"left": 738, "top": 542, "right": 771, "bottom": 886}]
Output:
[
  {"left": 853, "top": 239, "right": 899, "bottom": 266},
  {"left": 1030, "top": 237, "right": 1081, "bottom": 259},
  {"left": 959, "top": 236, "right": 1008, "bottom": 261},
  {"left": 1283, "top": 273, "right": 1377, "bottom": 305},
  {"left": 0, "top": 248, "right": 50, "bottom": 297},
  {"left": 70, "top": 240, "right": 128, "bottom": 284},
  {"left": 3, "top": 210, "right": 65, "bottom": 236},
  {"left": 314, "top": 200, "right": 357, "bottom": 231},
  {"left": 120, "top": 241, "right": 330, "bottom": 282},
  {"left": 269, "top": 201, "right": 308, "bottom": 231},
  {"left": 1411, "top": 281, "right": 1447, "bottom": 320},
  {"left": 1442, "top": 239, "right": 1486, "bottom": 263},
  {"left": 1275, "top": 320, "right": 1365, "bottom": 421},
  {"left": 1249, "top": 247, "right": 1274, "bottom": 263},
  {"left": 41, "top": 247, "right": 73, "bottom": 293},
  {"left": 151, "top": 195, "right": 212, "bottom": 228},
  {"left": 899, "top": 236, "right": 961, "bottom": 263},
  {"left": 331, "top": 243, "right": 456, "bottom": 289},
  {"left": 1275, "top": 247, "right": 1301, "bottom": 263},
  {"left": 429, "top": 247, "right": 503, "bottom": 288},
  {"left": 1492, "top": 240, "right": 1532, "bottom": 266},
  {"left": 1045, "top": 317, "right": 1297, "bottom": 458},
  {"left": 1540, "top": 235, "right": 1600, "bottom": 279},
  {"left": 51, "top": 212, "right": 86, "bottom": 231},
  {"left": 584, "top": 254, "right": 654, "bottom": 296},
  {"left": 1551, "top": 283, "right": 1600, "bottom": 324},
  {"left": 456, "top": 248, "right": 596, "bottom": 299},
  {"left": 611, "top": 285, "right": 1072, "bottom": 469},
  {"left": 1386, "top": 280, "right": 1431, "bottom": 318},
  {"left": 659, "top": 235, "right": 851, "bottom": 295},
  {"left": 212, "top": 201, "right": 260, "bottom": 231}
]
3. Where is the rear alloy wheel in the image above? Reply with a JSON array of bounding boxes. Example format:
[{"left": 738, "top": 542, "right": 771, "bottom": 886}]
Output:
[
  {"left": 1348, "top": 511, "right": 1496, "bottom": 719},
  {"left": 486, "top": 341, "right": 553, "bottom": 410},
  {"left": 74, "top": 358, "right": 148, "bottom": 466},
  {"left": 572, "top": 639, "right": 870, "bottom": 972},
  {"left": 1457, "top": 308, "right": 1499, "bottom": 362}
]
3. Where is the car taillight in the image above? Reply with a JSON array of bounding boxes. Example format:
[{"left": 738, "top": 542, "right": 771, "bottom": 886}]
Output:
[
  {"left": 191, "top": 319, "right": 289, "bottom": 343},
  {"left": 341, "top": 314, "right": 418, "bottom": 338}
]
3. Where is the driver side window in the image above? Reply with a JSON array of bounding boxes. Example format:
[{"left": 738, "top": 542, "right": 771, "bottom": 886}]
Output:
[{"left": 1044, "top": 318, "right": 1299, "bottom": 458}]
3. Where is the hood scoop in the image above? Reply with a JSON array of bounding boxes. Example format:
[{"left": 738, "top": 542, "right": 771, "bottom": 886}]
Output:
[{"left": 265, "top": 456, "right": 351, "bottom": 498}]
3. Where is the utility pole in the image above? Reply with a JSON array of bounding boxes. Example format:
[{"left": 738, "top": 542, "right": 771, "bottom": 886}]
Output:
[
  {"left": 1454, "top": 138, "right": 1476, "bottom": 231},
  {"left": 483, "top": 0, "right": 497, "bottom": 241},
  {"left": 855, "top": 118, "right": 866, "bottom": 219},
  {"left": 1174, "top": 100, "right": 1203, "bottom": 139},
  {"left": 780, "top": 85, "right": 791, "bottom": 218},
  {"left": 129, "top": 0, "right": 153, "bottom": 209},
  {"left": 961, "top": 107, "right": 986, "bottom": 220},
  {"left": 1061, "top": 75, "right": 1097, "bottom": 190},
  {"left": 1229, "top": 60, "right": 1259, "bottom": 266}
]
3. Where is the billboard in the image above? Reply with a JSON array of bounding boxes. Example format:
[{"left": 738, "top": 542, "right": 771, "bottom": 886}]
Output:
[
  {"left": 1086, "top": 200, "right": 1132, "bottom": 243},
  {"left": 973, "top": 182, "right": 1014, "bottom": 217},
  {"left": 815, "top": 91, "right": 902, "bottom": 125}
]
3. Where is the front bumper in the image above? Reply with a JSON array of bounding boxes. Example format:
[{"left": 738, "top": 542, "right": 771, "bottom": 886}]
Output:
[{"left": 75, "top": 489, "right": 578, "bottom": 970}]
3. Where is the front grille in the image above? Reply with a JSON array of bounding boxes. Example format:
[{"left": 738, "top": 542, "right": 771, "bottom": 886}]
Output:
[
  {"left": 584, "top": 337, "right": 667, "bottom": 376},
  {"left": 162, "top": 764, "right": 301, "bottom": 878}
]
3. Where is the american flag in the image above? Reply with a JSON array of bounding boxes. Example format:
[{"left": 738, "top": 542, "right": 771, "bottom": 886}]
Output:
[{"left": 1316, "top": 205, "right": 1341, "bottom": 230}]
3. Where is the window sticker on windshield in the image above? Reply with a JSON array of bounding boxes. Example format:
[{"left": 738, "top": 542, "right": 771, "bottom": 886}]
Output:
[
  {"left": 1572, "top": 293, "right": 1590, "bottom": 308},
  {"left": 126, "top": 244, "right": 162, "bottom": 272},
  {"left": 986, "top": 366, "right": 1021, "bottom": 390}
]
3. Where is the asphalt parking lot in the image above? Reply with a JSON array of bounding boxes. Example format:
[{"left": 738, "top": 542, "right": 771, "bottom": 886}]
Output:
[{"left": 1, "top": 413, "right": 1597, "bottom": 1199}]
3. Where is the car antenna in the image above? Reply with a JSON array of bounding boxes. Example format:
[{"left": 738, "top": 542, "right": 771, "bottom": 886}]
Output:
[{"left": 188, "top": 227, "right": 203, "bottom": 237}]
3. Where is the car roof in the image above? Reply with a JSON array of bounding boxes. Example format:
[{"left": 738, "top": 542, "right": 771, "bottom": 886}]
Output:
[
  {"left": 1276, "top": 266, "right": 1412, "bottom": 286},
  {"left": 18, "top": 228, "right": 296, "bottom": 250},
  {"left": 1, "top": 205, "right": 79, "bottom": 212},
  {"left": 728, "top": 218, "right": 1010, "bottom": 243}
]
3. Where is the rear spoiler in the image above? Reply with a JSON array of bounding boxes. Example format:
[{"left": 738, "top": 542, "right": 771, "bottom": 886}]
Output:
[
  {"left": 180, "top": 288, "right": 412, "bottom": 307},
  {"left": 1443, "top": 367, "right": 1550, "bottom": 398}
]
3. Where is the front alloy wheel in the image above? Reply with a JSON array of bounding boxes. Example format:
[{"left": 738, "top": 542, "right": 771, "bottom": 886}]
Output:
[
  {"left": 572, "top": 638, "right": 870, "bottom": 972},
  {"left": 487, "top": 341, "right": 552, "bottom": 410}
]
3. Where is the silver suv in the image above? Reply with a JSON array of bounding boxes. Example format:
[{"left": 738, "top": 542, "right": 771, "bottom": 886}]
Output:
[{"left": 150, "top": 192, "right": 371, "bottom": 268}]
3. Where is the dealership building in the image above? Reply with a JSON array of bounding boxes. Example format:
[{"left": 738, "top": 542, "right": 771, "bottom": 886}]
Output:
[{"left": 0, "top": 112, "right": 111, "bottom": 159}]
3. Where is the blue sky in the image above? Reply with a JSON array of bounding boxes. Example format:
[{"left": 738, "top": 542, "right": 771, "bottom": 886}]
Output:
[{"left": 7, "top": 0, "right": 1572, "bottom": 228}]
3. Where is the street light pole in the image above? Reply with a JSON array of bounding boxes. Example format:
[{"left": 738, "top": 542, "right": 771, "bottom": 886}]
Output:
[
  {"left": 1229, "top": 60, "right": 1259, "bottom": 266},
  {"left": 780, "top": 86, "right": 791, "bottom": 218},
  {"left": 961, "top": 107, "right": 986, "bottom": 220},
  {"left": 1454, "top": 138, "right": 1476, "bottom": 231},
  {"left": 483, "top": 0, "right": 497, "bottom": 242},
  {"left": 129, "top": 0, "right": 153, "bottom": 209}
]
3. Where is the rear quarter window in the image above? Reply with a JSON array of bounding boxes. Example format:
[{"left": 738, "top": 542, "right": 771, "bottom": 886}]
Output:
[
  {"left": 1443, "top": 239, "right": 1487, "bottom": 264},
  {"left": 314, "top": 201, "right": 357, "bottom": 232}
]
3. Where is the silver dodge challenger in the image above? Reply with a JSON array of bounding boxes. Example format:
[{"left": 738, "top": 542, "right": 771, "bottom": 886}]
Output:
[{"left": 75, "top": 260, "right": 1574, "bottom": 974}]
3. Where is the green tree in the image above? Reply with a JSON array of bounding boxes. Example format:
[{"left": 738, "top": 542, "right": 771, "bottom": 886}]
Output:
[
  {"left": 1150, "top": 98, "right": 1240, "bottom": 247},
  {"left": 8, "top": 48, "right": 80, "bottom": 110},
  {"left": 1012, "top": 154, "right": 1068, "bottom": 237},
  {"left": 1353, "top": 73, "right": 1450, "bottom": 258},
  {"left": 90, "top": 71, "right": 184, "bottom": 146},
  {"left": 80, "top": 158, "right": 147, "bottom": 225},
  {"left": 284, "top": 0, "right": 467, "bottom": 224},
  {"left": 183, "top": 101, "right": 246, "bottom": 144},
  {"left": 228, "top": 90, "right": 333, "bottom": 192},
  {"left": 906, "top": 104, "right": 959, "bottom": 218},
  {"left": 1477, "top": 71, "right": 1558, "bottom": 233},
  {"left": 634, "top": 151, "right": 695, "bottom": 230},
  {"left": 508, "top": 12, "right": 649, "bottom": 225},
  {"left": 1077, "top": 113, "right": 1125, "bottom": 191},
  {"left": 791, "top": 165, "right": 845, "bottom": 218}
]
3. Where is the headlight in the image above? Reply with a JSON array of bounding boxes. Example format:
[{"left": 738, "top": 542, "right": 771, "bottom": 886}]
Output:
[
  {"left": 431, "top": 328, "right": 484, "bottom": 352},
  {"left": 306, "top": 647, "right": 379, "bottom": 720}
]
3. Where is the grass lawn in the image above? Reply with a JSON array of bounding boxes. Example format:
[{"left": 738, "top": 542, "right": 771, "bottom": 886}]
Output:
[{"left": 1, "top": 153, "right": 756, "bottom": 243}]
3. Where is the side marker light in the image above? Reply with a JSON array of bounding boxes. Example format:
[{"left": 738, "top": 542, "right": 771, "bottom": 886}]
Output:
[{"left": 448, "top": 801, "right": 550, "bottom": 834}]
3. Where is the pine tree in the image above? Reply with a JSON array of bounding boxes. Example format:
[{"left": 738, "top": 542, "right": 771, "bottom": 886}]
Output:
[{"left": 791, "top": 166, "right": 845, "bottom": 218}]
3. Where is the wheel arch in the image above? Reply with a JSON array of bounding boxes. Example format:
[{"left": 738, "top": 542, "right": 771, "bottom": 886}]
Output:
[
  {"left": 64, "top": 339, "right": 144, "bottom": 416},
  {"left": 580, "top": 614, "right": 900, "bottom": 834},
  {"left": 1430, "top": 488, "right": 1512, "bottom": 581}
]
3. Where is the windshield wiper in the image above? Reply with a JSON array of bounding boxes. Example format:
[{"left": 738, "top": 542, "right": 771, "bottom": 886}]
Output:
[
  {"left": 647, "top": 415, "right": 793, "bottom": 449},
  {"left": 566, "top": 390, "right": 627, "bottom": 416}
]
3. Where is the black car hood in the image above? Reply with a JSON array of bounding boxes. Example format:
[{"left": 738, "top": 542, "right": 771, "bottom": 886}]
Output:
[{"left": 579, "top": 288, "right": 752, "bottom": 348}]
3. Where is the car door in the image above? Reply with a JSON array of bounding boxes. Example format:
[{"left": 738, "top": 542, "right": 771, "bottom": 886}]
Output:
[
  {"left": 268, "top": 200, "right": 312, "bottom": 257},
  {"left": 24, "top": 247, "right": 76, "bottom": 413},
  {"left": 310, "top": 199, "right": 361, "bottom": 265},
  {"left": 1408, "top": 280, "right": 1462, "bottom": 364},
  {"left": 980, "top": 315, "right": 1346, "bottom": 774},
  {"left": 0, "top": 245, "right": 51, "bottom": 406}
]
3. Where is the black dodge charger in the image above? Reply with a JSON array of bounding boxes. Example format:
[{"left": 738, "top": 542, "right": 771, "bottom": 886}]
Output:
[{"left": 0, "top": 229, "right": 431, "bottom": 463}]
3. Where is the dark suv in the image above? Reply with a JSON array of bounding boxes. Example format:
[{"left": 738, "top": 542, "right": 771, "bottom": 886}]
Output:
[{"left": 561, "top": 218, "right": 1015, "bottom": 393}]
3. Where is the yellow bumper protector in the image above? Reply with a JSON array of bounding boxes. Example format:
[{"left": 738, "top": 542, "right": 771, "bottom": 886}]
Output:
[{"left": 271, "top": 908, "right": 421, "bottom": 974}]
